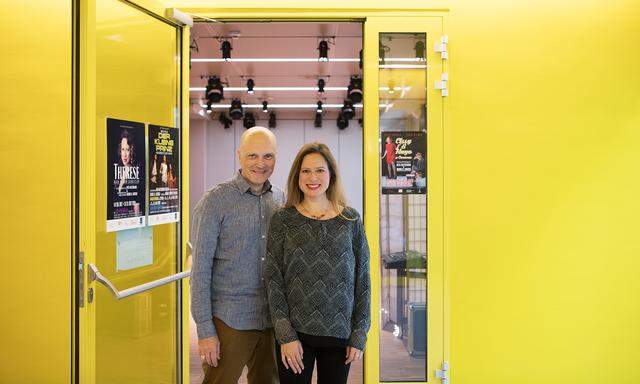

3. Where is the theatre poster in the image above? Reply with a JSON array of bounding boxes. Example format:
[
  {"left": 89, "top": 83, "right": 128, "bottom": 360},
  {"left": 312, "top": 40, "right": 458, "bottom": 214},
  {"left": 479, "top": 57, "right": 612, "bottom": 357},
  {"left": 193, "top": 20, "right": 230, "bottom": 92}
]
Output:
[
  {"left": 147, "top": 124, "right": 180, "bottom": 226},
  {"left": 381, "top": 131, "right": 426, "bottom": 194},
  {"left": 106, "top": 118, "right": 146, "bottom": 232}
]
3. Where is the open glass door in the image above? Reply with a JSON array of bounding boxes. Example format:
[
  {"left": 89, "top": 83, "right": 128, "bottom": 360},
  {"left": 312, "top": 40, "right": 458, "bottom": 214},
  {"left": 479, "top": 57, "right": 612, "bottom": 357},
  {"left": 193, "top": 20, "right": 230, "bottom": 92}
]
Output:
[
  {"left": 363, "top": 17, "right": 445, "bottom": 384},
  {"left": 78, "top": 1, "right": 190, "bottom": 383}
]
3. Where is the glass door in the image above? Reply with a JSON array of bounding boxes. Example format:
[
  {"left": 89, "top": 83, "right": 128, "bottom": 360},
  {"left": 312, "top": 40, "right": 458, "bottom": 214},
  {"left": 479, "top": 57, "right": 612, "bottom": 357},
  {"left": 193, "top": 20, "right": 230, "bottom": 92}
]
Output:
[
  {"left": 362, "top": 17, "right": 445, "bottom": 384},
  {"left": 78, "top": 1, "right": 188, "bottom": 383}
]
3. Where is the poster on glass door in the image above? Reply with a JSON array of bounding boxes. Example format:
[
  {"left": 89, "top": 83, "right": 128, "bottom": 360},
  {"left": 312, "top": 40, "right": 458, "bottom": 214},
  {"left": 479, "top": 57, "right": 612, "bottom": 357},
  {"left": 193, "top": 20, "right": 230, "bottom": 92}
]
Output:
[
  {"left": 147, "top": 124, "right": 180, "bottom": 226},
  {"left": 106, "top": 118, "right": 146, "bottom": 232},
  {"left": 381, "top": 131, "right": 426, "bottom": 194}
]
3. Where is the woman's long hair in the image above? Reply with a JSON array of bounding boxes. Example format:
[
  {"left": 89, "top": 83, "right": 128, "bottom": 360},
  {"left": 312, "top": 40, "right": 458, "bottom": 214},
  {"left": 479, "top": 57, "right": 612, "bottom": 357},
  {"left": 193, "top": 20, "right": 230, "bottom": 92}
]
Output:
[{"left": 285, "top": 142, "right": 351, "bottom": 217}]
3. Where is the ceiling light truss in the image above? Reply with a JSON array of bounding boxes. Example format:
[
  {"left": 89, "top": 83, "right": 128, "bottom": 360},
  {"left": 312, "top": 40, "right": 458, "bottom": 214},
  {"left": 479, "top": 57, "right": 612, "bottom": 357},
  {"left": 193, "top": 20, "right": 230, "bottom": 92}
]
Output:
[
  {"left": 190, "top": 86, "right": 410, "bottom": 92},
  {"left": 198, "top": 103, "right": 397, "bottom": 109},
  {"left": 190, "top": 57, "right": 424, "bottom": 63}
]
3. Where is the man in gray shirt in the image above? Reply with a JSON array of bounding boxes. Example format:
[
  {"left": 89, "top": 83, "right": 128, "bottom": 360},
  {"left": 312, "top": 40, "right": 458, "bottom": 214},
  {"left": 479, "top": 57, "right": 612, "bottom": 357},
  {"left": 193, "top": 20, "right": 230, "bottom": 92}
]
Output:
[{"left": 191, "top": 126, "right": 284, "bottom": 384}]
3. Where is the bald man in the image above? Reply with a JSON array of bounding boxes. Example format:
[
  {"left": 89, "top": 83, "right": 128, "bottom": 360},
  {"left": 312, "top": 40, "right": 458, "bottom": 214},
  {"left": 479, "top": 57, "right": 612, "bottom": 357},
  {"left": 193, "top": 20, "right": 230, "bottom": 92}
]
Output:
[{"left": 191, "top": 127, "right": 284, "bottom": 384}]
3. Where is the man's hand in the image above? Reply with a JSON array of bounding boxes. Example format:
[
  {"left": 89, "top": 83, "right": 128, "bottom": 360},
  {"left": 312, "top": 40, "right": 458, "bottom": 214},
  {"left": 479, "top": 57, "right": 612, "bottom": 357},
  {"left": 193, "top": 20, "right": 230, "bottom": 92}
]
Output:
[
  {"left": 199, "top": 336, "right": 220, "bottom": 367},
  {"left": 280, "top": 340, "right": 304, "bottom": 374},
  {"left": 345, "top": 346, "right": 362, "bottom": 364}
]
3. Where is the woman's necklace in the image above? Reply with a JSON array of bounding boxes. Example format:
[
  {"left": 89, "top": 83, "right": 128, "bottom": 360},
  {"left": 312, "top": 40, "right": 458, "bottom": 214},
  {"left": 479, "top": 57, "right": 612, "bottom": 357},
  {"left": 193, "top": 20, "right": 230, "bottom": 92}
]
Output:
[{"left": 300, "top": 202, "right": 330, "bottom": 219}]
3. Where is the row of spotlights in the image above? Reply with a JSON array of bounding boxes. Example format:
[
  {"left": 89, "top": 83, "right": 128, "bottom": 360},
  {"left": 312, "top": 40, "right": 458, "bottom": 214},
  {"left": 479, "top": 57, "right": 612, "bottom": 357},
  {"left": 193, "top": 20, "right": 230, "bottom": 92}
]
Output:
[
  {"left": 207, "top": 99, "right": 355, "bottom": 114},
  {"left": 211, "top": 39, "right": 424, "bottom": 63},
  {"left": 205, "top": 76, "right": 361, "bottom": 102},
  {"left": 206, "top": 99, "right": 356, "bottom": 130},
  {"left": 213, "top": 42, "right": 424, "bottom": 64},
  {"left": 221, "top": 40, "right": 331, "bottom": 62},
  {"left": 217, "top": 111, "right": 275, "bottom": 129},
  {"left": 211, "top": 111, "right": 353, "bottom": 130},
  {"left": 207, "top": 77, "right": 330, "bottom": 100},
  {"left": 191, "top": 85, "right": 411, "bottom": 92},
  {"left": 219, "top": 39, "right": 333, "bottom": 62},
  {"left": 203, "top": 102, "right": 369, "bottom": 109}
]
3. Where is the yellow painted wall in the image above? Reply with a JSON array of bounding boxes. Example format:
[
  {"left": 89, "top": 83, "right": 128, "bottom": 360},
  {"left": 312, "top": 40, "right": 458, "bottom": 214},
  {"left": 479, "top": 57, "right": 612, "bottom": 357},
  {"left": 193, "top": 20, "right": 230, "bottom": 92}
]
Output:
[
  {"left": 447, "top": 1, "right": 640, "bottom": 383},
  {"left": 168, "top": 0, "right": 640, "bottom": 383},
  {"left": 0, "top": 1, "right": 72, "bottom": 383},
  {"left": 3, "top": 1, "right": 639, "bottom": 383}
]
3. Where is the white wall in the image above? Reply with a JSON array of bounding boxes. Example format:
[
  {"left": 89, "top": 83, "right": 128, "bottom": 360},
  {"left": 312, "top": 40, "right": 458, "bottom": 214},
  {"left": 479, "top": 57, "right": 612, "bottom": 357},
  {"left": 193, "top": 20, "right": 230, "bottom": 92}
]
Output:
[
  {"left": 189, "top": 118, "right": 363, "bottom": 227},
  {"left": 189, "top": 120, "right": 206, "bottom": 219}
]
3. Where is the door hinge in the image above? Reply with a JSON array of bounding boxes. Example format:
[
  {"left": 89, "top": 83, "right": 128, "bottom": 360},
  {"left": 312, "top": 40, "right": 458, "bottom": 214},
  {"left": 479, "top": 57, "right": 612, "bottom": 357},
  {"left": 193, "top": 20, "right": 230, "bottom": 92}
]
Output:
[
  {"left": 435, "top": 360, "right": 449, "bottom": 384},
  {"left": 78, "top": 251, "right": 85, "bottom": 308},
  {"left": 435, "top": 73, "right": 449, "bottom": 97},
  {"left": 434, "top": 35, "right": 448, "bottom": 60}
]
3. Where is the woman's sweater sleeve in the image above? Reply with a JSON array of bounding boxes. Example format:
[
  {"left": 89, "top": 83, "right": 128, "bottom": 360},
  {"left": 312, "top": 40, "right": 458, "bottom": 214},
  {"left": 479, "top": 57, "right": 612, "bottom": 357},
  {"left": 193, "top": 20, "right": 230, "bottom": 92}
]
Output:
[
  {"left": 349, "top": 213, "right": 371, "bottom": 351},
  {"left": 265, "top": 210, "right": 299, "bottom": 345}
]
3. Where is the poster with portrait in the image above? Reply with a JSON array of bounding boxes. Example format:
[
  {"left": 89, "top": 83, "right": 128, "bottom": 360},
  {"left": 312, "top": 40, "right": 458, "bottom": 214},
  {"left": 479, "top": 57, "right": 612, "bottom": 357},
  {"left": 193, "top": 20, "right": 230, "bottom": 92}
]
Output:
[
  {"left": 106, "top": 118, "right": 146, "bottom": 232},
  {"left": 147, "top": 124, "right": 180, "bottom": 226},
  {"left": 381, "top": 131, "right": 426, "bottom": 194}
]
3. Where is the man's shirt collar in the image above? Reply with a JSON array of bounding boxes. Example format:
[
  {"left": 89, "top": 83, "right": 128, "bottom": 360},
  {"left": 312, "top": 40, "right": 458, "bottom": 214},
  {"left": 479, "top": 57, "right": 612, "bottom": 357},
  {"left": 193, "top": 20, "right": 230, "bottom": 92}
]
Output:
[{"left": 233, "top": 170, "right": 272, "bottom": 195}]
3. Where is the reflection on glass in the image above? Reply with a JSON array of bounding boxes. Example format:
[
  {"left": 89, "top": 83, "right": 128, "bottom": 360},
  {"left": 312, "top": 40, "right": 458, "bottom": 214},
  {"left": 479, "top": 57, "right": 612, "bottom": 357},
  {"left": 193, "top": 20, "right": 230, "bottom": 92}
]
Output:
[
  {"left": 95, "top": 1, "right": 180, "bottom": 383},
  {"left": 379, "top": 33, "right": 427, "bottom": 382}
]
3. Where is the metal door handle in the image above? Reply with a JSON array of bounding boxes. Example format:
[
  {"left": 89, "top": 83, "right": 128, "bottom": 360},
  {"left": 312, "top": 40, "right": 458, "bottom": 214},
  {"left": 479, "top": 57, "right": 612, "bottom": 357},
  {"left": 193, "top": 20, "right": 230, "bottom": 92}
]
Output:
[{"left": 88, "top": 263, "right": 190, "bottom": 300}]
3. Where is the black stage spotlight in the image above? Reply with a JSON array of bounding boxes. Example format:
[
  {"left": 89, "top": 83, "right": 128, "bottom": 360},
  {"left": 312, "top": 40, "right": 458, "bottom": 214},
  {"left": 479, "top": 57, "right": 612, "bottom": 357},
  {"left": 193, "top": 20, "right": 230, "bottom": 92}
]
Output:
[
  {"left": 268, "top": 112, "right": 277, "bottom": 128},
  {"left": 243, "top": 112, "right": 256, "bottom": 129},
  {"left": 189, "top": 37, "right": 199, "bottom": 69},
  {"left": 262, "top": 101, "right": 268, "bottom": 113},
  {"left": 206, "top": 76, "right": 224, "bottom": 103},
  {"left": 415, "top": 40, "right": 425, "bottom": 61},
  {"left": 414, "top": 40, "right": 425, "bottom": 61},
  {"left": 359, "top": 49, "right": 363, "bottom": 69},
  {"left": 348, "top": 76, "right": 363, "bottom": 103},
  {"left": 206, "top": 102, "right": 213, "bottom": 114},
  {"left": 221, "top": 40, "right": 232, "bottom": 61},
  {"left": 316, "top": 101, "right": 323, "bottom": 113},
  {"left": 314, "top": 112, "right": 322, "bottom": 128},
  {"left": 247, "top": 78, "right": 255, "bottom": 94},
  {"left": 337, "top": 112, "right": 349, "bottom": 130},
  {"left": 218, "top": 113, "right": 232, "bottom": 129},
  {"left": 318, "top": 40, "right": 329, "bottom": 62},
  {"left": 341, "top": 99, "right": 355, "bottom": 120},
  {"left": 317, "top": 78, "right": 326, "bottom": 93},
  {"left": 229, "top": 98, "right": 243, "bottom": 120},
  {"left": 379, "top": 41, "right": 387, "bottom": 65}
]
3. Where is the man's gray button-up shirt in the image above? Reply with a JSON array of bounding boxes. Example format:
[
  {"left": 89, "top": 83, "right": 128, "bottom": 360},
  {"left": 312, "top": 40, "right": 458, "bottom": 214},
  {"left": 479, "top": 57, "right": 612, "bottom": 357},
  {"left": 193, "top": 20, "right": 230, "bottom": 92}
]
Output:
[{"left": 190, "top": 172, "right": 285, "bottom": 339}]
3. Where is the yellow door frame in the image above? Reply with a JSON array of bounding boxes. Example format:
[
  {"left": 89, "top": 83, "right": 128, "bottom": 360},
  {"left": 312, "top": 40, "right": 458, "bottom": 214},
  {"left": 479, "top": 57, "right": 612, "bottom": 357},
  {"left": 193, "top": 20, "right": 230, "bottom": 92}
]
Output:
[
  {"left": 363, "top": 16, "right": 448, "bottom": 384},
  {"left": 178, "top": 7, "right": 450, "bottom": 384},
  {"left": 77, "top": 0, "right": 190, "bottom": 383},
  {"left": 78, "top": 3, "right": 449, "bottom": 384}
]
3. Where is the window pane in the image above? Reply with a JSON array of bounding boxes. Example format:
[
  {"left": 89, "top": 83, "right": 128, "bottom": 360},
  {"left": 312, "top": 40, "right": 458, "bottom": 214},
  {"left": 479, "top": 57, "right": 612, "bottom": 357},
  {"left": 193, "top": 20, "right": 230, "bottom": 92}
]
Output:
[
  {"left": 95, "top": 1, "right": 180, "bottom": 382},
  {"left": 378, "top": 32, "right": 427, "bottom": 382}
]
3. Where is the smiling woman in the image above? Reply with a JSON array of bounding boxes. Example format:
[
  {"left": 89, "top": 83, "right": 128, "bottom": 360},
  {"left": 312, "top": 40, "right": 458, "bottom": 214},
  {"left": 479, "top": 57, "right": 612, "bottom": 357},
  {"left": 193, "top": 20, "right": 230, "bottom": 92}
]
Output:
[
  {"left": 265, "top": 142, "right": 370, "bottom": 384},
  {"left": 298, "top": 153, "right": 331, "bottom": 202},
  {"left": 284, "top": 142, "right": 347, "bottom": 215}
]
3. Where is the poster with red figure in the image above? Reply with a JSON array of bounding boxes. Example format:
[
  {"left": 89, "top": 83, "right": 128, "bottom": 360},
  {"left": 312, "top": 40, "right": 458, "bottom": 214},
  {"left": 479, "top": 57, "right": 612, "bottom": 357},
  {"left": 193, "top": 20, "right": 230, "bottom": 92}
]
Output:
[{"left": 381, "top": 131, "right": 426, "bottom": 194}]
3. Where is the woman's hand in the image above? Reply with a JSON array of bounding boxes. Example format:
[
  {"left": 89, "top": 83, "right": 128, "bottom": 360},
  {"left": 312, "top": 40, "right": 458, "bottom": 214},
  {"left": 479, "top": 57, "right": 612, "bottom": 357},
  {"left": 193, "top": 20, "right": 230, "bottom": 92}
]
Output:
[
  {"left": 345, "top": 346, "right": 362, "bottom": 364},
  {"left": 281, "top": 340, "right": 304, "bottom": 374}
]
